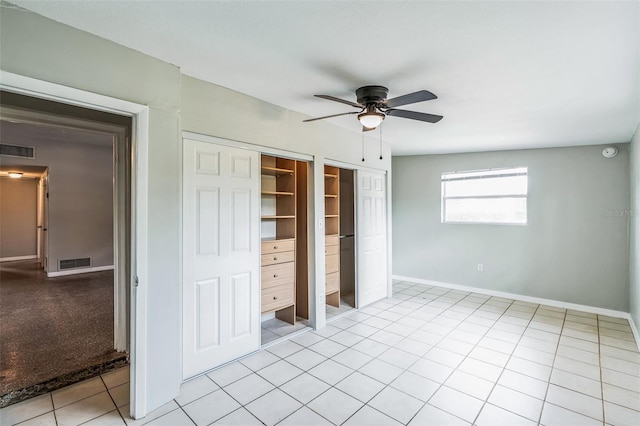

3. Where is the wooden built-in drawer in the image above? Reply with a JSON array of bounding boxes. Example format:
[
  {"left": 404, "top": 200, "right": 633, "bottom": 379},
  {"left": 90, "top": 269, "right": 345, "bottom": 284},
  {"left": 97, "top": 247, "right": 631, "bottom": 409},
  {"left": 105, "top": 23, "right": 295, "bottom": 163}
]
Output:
[
  {"left": 325, "top": 235, "right": 339, "bottom": 247},
  {"left": 326, "top": 272, "right": 339, "bottom": 294},
  {"left": 325, "top": 254, "right": 339, "bottom": 274},
  {"left": 261, "top": 250, "right": 295, "bottom": 266},
  {"left": 261, "top": 284, "right": 294, "bottom": 313},
  {"left": 261, "top": 262, "right": 295, "bottom": 290},
  {"left": 325, "top": 244, "right": 339, "bottom": 256},
  {"left": 261, "top": 239, "right": 295, "bottom": 255}
]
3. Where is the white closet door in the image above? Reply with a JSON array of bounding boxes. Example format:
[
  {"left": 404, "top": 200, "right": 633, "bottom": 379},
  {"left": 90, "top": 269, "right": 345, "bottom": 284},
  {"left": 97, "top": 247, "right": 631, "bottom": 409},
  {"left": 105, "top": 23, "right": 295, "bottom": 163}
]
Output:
[
  {"left": 357, "top": 170, "right": 388, "bottom": 307},
  {"left": 182, "top": 138, "right": 260, "bottom": 379}
]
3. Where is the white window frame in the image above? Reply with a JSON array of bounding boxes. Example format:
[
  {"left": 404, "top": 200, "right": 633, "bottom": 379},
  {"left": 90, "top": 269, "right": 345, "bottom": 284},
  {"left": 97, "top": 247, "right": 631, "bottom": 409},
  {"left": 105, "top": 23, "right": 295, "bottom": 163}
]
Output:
[{"left": 441, "top": 167, "right": 528, "bottom": 225}]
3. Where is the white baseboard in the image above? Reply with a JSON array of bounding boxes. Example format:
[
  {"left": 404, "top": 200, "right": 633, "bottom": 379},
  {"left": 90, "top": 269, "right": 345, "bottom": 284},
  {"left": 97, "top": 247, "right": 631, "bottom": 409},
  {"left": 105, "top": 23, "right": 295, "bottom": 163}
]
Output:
[
  {"left": 0, "top": 255, "right": 37, "bottom": 262},
  {"left": 48, "top": 265, "right": 114, "bottom": 277},
  {"left": 393, "top": 274, "right": 631, "bottom": 319}
]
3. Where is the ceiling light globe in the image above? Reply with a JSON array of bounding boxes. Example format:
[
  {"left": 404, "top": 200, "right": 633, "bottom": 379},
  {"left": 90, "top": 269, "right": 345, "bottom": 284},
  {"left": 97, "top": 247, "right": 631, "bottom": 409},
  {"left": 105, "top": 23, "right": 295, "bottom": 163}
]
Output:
[{"left": 358, "top": 112, "right": 384, "bottom": 129}]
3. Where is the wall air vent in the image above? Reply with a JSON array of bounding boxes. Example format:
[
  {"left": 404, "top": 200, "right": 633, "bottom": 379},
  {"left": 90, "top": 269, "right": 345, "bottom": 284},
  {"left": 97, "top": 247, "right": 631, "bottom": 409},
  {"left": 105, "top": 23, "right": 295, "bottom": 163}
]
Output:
[
  {"left": 59, "top": 258, "right": 91, "bottom": 270},
  {"left": 0, "top": 143, "right": 35, "bottom": 159}
]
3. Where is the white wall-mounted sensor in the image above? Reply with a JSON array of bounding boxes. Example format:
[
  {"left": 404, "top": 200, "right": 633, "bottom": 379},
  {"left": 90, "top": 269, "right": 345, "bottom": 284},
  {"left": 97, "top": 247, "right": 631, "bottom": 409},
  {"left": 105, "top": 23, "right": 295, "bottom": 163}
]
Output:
[{"left": 602, "top": 147, "right": 618, "bottom": 158}]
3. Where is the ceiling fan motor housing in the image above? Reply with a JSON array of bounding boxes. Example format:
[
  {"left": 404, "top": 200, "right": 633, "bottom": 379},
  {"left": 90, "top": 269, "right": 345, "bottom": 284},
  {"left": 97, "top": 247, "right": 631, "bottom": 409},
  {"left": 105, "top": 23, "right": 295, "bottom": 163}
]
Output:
[{"left": 356, "top": 85, "right": 389, "bottom": 106}]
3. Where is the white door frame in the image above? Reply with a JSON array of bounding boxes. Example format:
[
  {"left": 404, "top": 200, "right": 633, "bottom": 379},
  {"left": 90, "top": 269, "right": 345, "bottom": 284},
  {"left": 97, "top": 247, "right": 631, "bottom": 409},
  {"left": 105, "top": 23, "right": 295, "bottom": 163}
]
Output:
[
  {"left": 0, "top": 70, "right": 149, "bottom": 418},
  {"left": 36, "top": 173, "right": 44, "bottom": 264}
]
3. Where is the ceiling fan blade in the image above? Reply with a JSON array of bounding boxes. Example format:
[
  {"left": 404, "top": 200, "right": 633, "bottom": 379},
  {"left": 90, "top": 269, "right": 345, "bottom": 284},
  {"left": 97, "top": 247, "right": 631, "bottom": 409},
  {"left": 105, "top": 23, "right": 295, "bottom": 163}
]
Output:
[
  {"left": 303, "top": 111, "right": 360, "bottom": 123},
  {"left": 315, "top": 94, "right": 363, "bottom": 108},
  {"left": 386, "top": 109, "right": 443, "bottom": 123},
  {"left": 383, "top": 90, "right": 437, "bottom": 108}
]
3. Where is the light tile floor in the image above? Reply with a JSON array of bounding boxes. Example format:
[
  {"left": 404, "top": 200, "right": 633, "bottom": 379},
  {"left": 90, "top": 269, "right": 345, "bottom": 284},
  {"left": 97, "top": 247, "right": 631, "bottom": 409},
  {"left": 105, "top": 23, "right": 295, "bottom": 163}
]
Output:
[
  {"left": 261, "top": 317, "right": 310, "bottom": 345},
  {"left": 326, "top": 293, "right": 356, "bottom": 321},
  {"left": 3, "top": 281, "right": 640, "bottom": 425}
]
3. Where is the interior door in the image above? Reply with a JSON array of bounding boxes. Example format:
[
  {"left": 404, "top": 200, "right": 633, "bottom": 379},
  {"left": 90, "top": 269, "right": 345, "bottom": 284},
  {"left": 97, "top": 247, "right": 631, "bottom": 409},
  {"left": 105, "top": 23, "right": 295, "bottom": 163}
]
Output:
[
  {"left": 356, "top": 170, "right": 388, "bottom": 307},
  {"left": 182, "top": 138, "right": 260, "bottom": 379}
]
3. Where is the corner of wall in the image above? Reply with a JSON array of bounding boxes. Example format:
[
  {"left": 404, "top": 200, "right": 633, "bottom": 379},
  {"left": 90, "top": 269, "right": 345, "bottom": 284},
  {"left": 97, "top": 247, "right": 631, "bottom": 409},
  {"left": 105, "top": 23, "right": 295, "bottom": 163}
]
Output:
[{"left": 629, "top": 121, "right": 640, "bottom": 345}]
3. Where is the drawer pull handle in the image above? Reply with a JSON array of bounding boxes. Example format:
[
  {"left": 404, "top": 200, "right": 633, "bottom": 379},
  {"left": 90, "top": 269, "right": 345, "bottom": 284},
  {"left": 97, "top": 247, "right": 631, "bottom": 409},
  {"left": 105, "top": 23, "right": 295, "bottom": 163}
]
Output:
[
  {"left": 274, "top": 274, "right": 278, "bottom": 278},
  {"left": 273, "top": 296, "right": 278, "bottom": 300},
  {"left": 273, "top": 257, "right": 278, "bottom": 261}
]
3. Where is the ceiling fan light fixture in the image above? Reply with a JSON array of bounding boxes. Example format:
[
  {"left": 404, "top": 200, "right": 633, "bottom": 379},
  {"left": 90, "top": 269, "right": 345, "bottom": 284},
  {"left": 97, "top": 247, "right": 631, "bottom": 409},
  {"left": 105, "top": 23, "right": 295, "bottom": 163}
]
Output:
[{"left": 358, "top": 109, "right": 385, "bottom": 129}]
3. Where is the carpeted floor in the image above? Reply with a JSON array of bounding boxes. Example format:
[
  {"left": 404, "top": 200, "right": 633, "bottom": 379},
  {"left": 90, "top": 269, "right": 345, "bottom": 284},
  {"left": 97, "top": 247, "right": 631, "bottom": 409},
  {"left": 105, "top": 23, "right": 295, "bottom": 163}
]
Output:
[{"left": 0, "top": 261, "right": 126, "bottom": 403}]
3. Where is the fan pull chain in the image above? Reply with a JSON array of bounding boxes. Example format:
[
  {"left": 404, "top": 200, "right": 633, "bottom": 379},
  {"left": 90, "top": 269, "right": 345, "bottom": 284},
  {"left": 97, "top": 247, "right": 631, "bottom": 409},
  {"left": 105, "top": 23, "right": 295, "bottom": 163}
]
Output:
[
  {"left": 379, "top": 123, "right": 383, "bottom": 160},
  {"left": 361, "top": 130, "right": 365, "bottom": 162}
]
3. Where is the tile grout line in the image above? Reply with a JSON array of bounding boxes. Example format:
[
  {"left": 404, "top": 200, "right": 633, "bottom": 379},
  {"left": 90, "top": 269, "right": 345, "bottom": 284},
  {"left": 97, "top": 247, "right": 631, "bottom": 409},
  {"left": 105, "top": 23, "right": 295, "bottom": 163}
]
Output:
[
  {"left": 178, "top": 403, "right": 198, "bottom": 426},
  {"left": 598, "top": 315, "right": 606, "bottom": 426},
  {"left": 334, "top": 284, "right": 465, "bottom": 425},
  {"left": 401, "top": 288, "right": 517, "bottom": 425},
  {"left": 535, "top": 306, "right": 566, "bottom": 425},
  {"left": 278, "top": 284, "right": 460, "bottom": 425},
  {"left": 406, "top": 290, "right": 499, "bottom": 424},
  {"left": 400, "top": 291, "right": 484, "bottom": 425},
  {"left": 469, "top": 298, "right": 536, "bottom": 425},
  {"left": 122, "top": 280, "right": 638, "bottom": 426},
  {"left": 98, "top": 375, "right": 128, "bottom": 426},
  {"left": 50, "top": 392, "right": 58, "bottom": 426},
  {"left": 23, "top": 279, "right": 634, "bottom": 426}
]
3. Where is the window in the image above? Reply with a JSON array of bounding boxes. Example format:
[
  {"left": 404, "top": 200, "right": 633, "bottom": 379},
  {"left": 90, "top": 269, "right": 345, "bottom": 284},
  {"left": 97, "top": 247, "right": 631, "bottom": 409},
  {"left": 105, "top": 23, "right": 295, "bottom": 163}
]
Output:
[{"left": 441, "top": 167, "right": 528, "bottom": 224}]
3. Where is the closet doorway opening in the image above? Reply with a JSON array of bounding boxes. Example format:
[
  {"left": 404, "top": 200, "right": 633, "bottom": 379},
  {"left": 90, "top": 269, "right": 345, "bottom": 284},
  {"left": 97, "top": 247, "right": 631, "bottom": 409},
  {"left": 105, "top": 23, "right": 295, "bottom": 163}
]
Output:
[
  {"left": 260, "top": 155, "right": 312, "bottom": 345},
  {"left": 325, "top": 166, "right": 356, "bottom": 321}
]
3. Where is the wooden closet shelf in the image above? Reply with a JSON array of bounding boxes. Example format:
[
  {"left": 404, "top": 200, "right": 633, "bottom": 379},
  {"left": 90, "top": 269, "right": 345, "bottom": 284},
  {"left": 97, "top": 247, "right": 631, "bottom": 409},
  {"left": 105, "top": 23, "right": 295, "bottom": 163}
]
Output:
[
  {"left": 262, "top": 191, "right": 294, "bottom": 196},
  {"left": 325, "top": 214, "right": 339, "bottom": 218},
  {"left": 261, "top": 237, "right": 295, "bottom": 242},
  {"left": 324, "top": 173, "right": 338, "bottom": 178},
  {"left": 324, "top": 194, "right": 338, "bottom": 198},
  {"left": 261, "top": 215, "right": 295, "bottom": 220},
  {"left": 262, "top": 166, "right": 294, "bottom": 176}
]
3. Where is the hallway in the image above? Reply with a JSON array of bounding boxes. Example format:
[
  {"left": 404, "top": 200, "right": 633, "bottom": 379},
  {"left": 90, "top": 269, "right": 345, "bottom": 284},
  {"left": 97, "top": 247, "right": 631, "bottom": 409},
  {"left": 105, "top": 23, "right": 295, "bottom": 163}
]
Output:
[{"left": 0, "top": 260, "right": 126, "bottom": 407}]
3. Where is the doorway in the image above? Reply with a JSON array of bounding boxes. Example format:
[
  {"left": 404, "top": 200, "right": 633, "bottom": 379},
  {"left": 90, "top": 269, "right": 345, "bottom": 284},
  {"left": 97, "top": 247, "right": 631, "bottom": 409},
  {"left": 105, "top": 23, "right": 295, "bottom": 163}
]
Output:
[
  {"left": 0, "top": 92, "right": 132, "bottom": 407},
  {"left": 260, "top": 154, "right": 311, "bottom": 345},
  {"left": 325, "top": 166, "right": 357, "bottom": 321}
]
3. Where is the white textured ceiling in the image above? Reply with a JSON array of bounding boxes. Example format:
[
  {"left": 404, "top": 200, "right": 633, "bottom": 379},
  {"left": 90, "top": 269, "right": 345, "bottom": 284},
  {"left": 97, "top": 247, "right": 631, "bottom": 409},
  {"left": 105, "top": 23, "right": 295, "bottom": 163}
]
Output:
[{"left": 7, "top": 0, "right": 640, "bottom": 155}]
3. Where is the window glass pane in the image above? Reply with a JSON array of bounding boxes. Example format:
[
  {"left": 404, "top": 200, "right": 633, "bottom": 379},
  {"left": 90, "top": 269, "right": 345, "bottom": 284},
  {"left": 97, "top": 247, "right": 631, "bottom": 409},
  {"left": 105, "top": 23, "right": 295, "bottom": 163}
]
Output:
[
  {"left": 445, "top": 175, "right": 527, "bottom": 197},
  {"left": 444, "top": 197, "right": 527, "bottom": 224}
]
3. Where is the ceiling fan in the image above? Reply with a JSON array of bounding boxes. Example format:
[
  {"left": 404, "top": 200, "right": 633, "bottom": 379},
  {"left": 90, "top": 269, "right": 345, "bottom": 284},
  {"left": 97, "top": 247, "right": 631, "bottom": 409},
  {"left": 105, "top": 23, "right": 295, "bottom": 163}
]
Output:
[{"left": 303, "top": 85, "right": 443, "bottom": 131}]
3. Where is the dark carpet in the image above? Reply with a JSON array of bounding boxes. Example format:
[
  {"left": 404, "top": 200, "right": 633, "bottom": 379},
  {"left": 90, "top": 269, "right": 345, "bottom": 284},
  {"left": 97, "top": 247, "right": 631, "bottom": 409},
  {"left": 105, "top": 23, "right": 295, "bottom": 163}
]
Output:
[{"left": 0, "top": 261, "right": 127, "bottom": 406}]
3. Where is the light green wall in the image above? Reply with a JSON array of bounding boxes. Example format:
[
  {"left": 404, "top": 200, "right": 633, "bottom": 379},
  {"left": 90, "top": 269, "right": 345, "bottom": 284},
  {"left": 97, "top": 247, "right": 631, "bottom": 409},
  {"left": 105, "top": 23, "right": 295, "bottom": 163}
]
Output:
[
  {"left": 393, "top": 144, "right": 631, "bottom": 311},
  {"left": 630, "top": 123, "right": 640, "bottom": 333},
  {"left": 1, "top": 138, "right": 114, "bottom": 271},
  {"left": 0, "top": 177, "right": 37, "bottom": 259},
  {"left": 180, "top": 75, "right": 391, "bottom": 164},
  {"left": 1, "top": 6, "right": 183, "bottom": 411},
  {"left": 1, "top": 5, "right": 392, "bottom": 414},
  {"left": 0, "top": 5, "right": 180, "bottom": 112}
]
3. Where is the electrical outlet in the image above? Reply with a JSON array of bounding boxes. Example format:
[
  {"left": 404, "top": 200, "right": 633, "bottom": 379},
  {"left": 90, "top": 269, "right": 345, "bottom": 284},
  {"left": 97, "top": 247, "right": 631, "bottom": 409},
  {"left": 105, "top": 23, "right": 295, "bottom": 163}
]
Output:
[{"left": 477, "top": 263, "right": 484, "bottom": 272}]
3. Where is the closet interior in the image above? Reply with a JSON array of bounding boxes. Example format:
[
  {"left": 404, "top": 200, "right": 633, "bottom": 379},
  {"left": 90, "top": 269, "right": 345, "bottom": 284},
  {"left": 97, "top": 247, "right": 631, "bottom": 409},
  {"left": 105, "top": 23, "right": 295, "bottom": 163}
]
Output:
[
  {"left": 260, "top": 155, "right": 310, "bottom": 344},
  {"left": 326, "top": 167, "right": 356, "bottom": 320}
]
